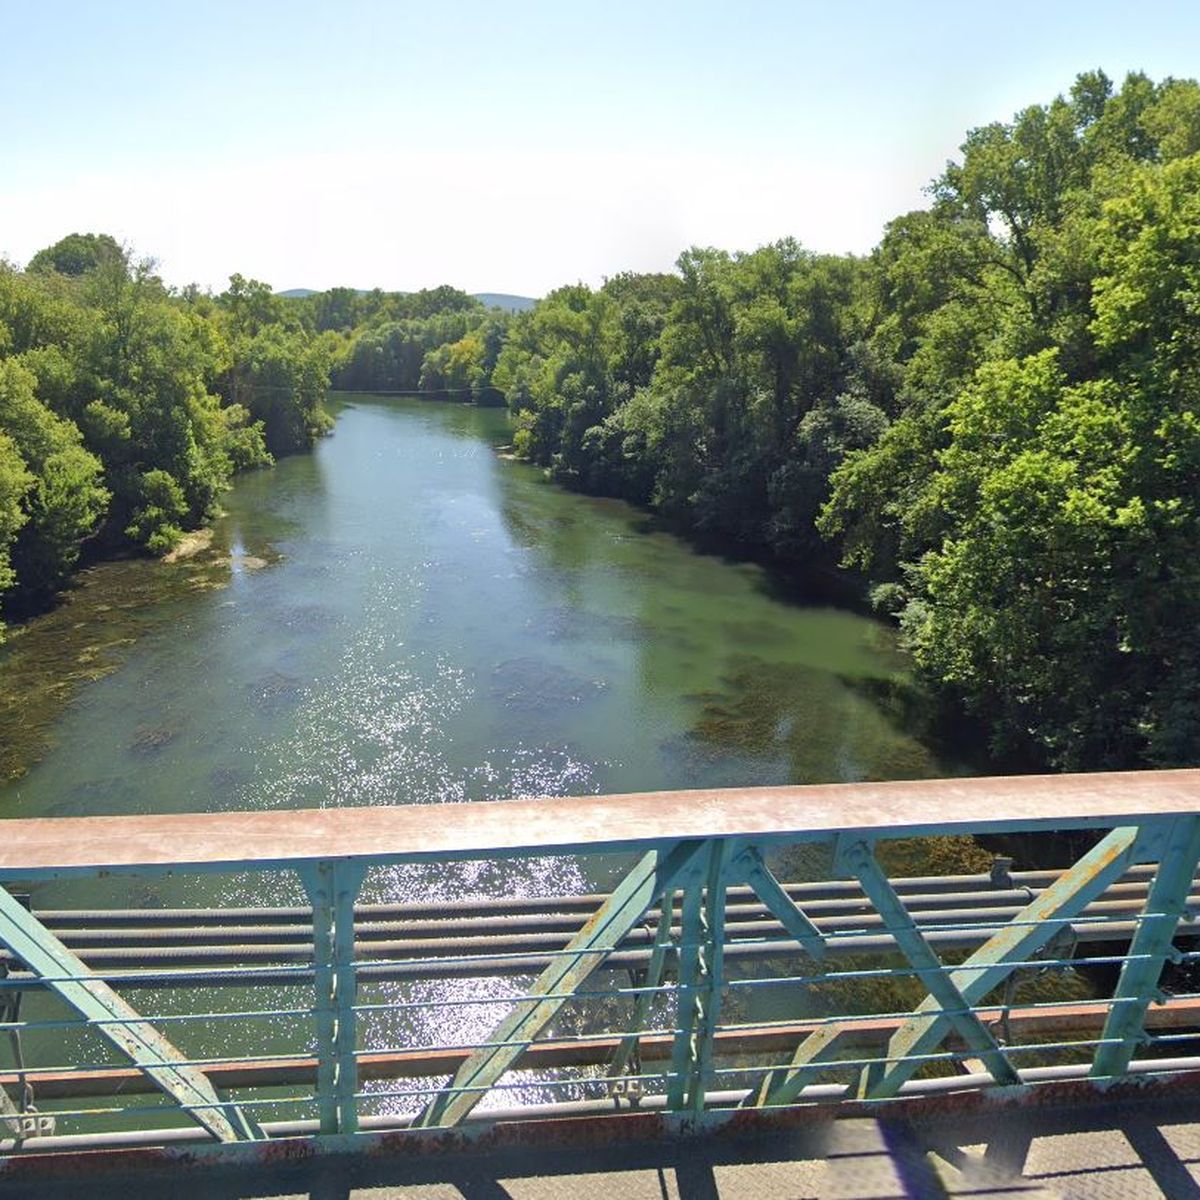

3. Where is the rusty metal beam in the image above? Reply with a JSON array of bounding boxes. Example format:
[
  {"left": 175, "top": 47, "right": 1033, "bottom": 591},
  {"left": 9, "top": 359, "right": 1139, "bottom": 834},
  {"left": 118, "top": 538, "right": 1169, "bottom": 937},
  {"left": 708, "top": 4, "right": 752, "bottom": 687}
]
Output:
[
  {"left": 0, "top": 770, "right": 1196, "bottom": 878},
  {"left": 18, "top": 993, "right": 1200, "bottom": 1100}
]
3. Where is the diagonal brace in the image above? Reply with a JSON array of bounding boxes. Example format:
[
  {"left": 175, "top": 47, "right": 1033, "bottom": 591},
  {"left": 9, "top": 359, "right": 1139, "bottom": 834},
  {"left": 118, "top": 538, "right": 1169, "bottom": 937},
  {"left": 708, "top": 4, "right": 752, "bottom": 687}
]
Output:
[
  {"left": 609, "top": 887, "right": 677, "bottom": 1082},
  {"left": 733, "top": 845, "right": 833, "bottom": 1107},
  {"left": 753, "top": 1020, "right": 848, "bottom": 1107},
  {"left": 413, "top": 841, "right": 700, "bottom": 1129},
  {"left": 756, "top": 826, "right": 1143, "bottom": 1108},
  {"left": 735, "top": 846, "right": 826, "bottom": 963},
  {"left": 840, "top": 838, "right": 1019, "bottom": 1089},
  {"left": 867, "top": 824, "right": 1144, "bottom": 1099},
  {"left": 0, "top": 886, "right": 259, "bottom": 1142}
]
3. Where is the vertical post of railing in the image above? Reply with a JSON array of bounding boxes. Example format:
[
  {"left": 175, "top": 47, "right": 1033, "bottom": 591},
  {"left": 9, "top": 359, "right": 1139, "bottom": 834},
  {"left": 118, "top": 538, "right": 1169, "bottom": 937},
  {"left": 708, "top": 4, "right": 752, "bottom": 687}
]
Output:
[
  {"left": 1092, "top": 816, "right": 1200, "bottom": 1081},
  {"left": 690, "top": 840, "right": 729, "bottom": 1117},
  {"left": 667, "top": 839, "right": 729, "bottom": 1115},
  {"left": 302, "top": 860, "right": 365, "bottom": 1135}
]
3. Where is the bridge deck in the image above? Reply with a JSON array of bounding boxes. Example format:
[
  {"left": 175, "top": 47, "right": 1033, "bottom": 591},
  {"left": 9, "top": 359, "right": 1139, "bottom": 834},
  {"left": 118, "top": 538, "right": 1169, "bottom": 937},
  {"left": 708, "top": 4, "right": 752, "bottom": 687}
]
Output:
[{"left": 10, "top": 1101, "right": 1200, "bottom": 1198}]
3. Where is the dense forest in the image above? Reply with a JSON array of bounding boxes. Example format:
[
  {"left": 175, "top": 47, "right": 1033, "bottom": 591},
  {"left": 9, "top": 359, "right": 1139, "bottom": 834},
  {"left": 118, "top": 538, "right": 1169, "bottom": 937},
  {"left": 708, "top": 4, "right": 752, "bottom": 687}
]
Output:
[{"left": 3, "top": 69, "right": 1198, "bottom": 775}]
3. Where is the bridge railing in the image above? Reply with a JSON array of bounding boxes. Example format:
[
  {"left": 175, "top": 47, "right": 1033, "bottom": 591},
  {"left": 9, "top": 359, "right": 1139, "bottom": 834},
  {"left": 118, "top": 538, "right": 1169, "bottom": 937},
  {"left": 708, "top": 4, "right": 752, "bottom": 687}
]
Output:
[{"left": 0, "top": 769, "right": 1197, "bottom": 1161}]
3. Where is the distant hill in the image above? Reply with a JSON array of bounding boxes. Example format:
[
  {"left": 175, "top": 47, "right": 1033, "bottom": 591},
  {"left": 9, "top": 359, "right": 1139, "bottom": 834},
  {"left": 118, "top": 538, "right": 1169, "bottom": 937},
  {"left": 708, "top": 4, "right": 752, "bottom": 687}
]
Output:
[
  {"left": 471, "top": 293, "right": 537, "bottom": 312},
  {"left": 276, "top": 288, "right": 536, "bottom": 312}
]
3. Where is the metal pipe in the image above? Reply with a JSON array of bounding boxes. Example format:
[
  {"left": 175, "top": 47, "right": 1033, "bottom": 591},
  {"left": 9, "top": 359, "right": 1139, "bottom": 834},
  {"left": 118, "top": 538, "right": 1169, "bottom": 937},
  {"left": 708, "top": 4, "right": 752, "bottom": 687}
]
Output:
[
  {"left": 10, "top": 994, "right": 1200, "bottom": 1099},
  {"left": 31, "top": 879, "right": 1179, "bottom": 949},
  {"left": 4, "top": 888, "right": 1189, "bottom": 975},
  {"left": 0, "top": 910, "right": 1175, "bottom": 989},
  {"left": 25, "top": 865, "right": 1166, "bottom": 930}
]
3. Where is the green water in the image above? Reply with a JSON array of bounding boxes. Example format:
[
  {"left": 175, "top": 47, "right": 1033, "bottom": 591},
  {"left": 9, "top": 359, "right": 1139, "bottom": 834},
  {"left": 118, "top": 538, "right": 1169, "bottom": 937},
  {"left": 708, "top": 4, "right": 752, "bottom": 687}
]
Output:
[
  {"left": 0, "top": 396, "right": 960, "bottom": 1122},
  {"left": 1, "top": 396, "right": 950, "bottom": 821}
]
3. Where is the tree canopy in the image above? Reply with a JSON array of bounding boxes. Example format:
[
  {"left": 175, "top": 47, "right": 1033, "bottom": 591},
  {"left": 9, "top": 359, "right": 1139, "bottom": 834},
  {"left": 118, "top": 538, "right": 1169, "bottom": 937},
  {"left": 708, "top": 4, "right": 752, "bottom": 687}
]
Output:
[
  {"left": 0, "top": 241, "right": 520, "bottom": 637},
  {"left": 0, "top": 244, "right": 322, "bottom": 629}
]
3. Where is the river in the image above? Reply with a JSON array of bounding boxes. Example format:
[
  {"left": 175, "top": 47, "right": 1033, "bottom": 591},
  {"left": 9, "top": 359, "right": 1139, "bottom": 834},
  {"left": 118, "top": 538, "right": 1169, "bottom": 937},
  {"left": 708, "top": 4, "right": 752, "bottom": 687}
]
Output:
[
  {"left": 1, "top": 395, "right": 954, "bottom": 819},
  {"left": 0, "top": 395, "right": 962, "bottom": 1121}
]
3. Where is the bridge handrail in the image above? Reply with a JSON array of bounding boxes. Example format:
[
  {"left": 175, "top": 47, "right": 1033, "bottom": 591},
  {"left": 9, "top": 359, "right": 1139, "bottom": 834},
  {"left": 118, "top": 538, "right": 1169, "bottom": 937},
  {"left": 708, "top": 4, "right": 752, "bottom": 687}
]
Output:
[
  {"left": 1, "top": 769, "right": 1198, "bottom": 877},
  {"left": 0, "top": 768, "right": 1199, "bottom": 1165}
]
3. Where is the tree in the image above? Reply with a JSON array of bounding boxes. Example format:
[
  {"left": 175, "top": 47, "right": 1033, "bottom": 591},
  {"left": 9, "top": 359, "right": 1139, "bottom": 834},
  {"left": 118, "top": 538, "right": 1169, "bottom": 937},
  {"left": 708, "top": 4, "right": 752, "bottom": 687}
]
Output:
[
  {"left": 825, "top": 112, "right": 1200, "bottom": 769},
  {"left": 234, "top": 327, "right": 331, "bottom": 456},
  {"left": 27, "top": 233, "right": 124, "bottom": 278},
  {"left": 0, "top": 359, "right": 107, "bottom": 601},
  {"left": 218, "top": 274, "right": 288, "bottom": 338},
  {"left": 124, "top": 468, "right": 188, "bottom": 555},
  {"left": 0, "top": 432, "right": 33, "bottom": 637}
]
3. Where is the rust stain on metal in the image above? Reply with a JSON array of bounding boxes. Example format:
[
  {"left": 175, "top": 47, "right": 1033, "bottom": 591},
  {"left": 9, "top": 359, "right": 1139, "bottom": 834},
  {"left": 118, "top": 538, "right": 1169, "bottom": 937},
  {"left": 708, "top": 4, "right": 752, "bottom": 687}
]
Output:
[
  {"left": 0, "top": 1146, "right": 191, "bottom": 1181},
  {"left": 6, "top": 1073, "right": 1200, "bottom": 1188},
  {"left": 0, "top": 769, "right": 1196, "bottom": 875}
]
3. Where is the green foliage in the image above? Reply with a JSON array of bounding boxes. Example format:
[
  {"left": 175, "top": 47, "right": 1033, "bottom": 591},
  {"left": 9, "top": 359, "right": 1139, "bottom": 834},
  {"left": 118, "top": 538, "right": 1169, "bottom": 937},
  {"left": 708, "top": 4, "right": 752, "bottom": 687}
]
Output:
[
  {"left": 489, "top": 69, "right": 1200, "bottom": 772},
  {"left": 26, "top": 233, "right": 124, "bottom": 278},
  {"left": 494, "top": 243, "right": 865, "bottom": 551},
  {"left": 0, "top": 239, "right": 338, "bottom": 622},
  {"left": 124, "top": 468, "right": 187, "bottom": 555},
  {"left": 0, "top": 433, "right": 33, "bottom": 638},
  {"left": 0, "top": 359, "right": 107, "bottom": 603},
  {"left": 218, "top": 274, "right": 290, "bottom": 338},
  {"left": 7, "top": 67, "right": 1200, "bottom": 773},
  {"left": 0, "top": 244, "right": 513, "bottom": 626},
  {"left": 219, "top": 403, "right": 272, "bottom": 472},
  {"left": 333, "top": 310, "right": 484, "bottom": 394},
  {"left": 228, "top": 325, "right": 331, "bottom": 456},
  {"left": 0, "top": 241, "right": 512, "bottom": 625},
  {"left": 821, "top": 71, "right": 1200, "bottom": 769}
]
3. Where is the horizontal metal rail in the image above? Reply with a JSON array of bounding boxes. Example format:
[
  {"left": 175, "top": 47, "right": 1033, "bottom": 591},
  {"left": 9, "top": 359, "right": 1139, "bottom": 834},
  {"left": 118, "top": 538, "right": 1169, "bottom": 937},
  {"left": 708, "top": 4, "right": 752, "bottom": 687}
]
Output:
[
  {"left": 23, "top": 864, "right": 1164, "bottom": 926},
  {"left": 0, "top": 876, "right": 1191, "bottom": 988},
  {"left": 8, "top": 995, "right": 1200, "bottom": 1100},
  {"left": 0, "top": 769, "right": 1195, "bottom": 877},
  {"left": 7, "top": 1054, "right": 1200, "bottom": 1161}
]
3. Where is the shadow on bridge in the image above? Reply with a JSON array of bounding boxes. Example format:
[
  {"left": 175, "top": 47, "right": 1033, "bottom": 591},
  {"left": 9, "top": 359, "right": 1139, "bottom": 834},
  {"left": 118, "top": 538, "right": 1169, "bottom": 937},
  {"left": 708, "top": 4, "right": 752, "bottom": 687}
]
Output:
[
  {"left": 0, "top": 1129, "right": 834, "bottom": 1200},
  {"left": 8, "top": 1099, "right": 1200, "bottom": 1198},
  {"left": 917, "top": 1096, "right": 1200, "bottom": 1198}
]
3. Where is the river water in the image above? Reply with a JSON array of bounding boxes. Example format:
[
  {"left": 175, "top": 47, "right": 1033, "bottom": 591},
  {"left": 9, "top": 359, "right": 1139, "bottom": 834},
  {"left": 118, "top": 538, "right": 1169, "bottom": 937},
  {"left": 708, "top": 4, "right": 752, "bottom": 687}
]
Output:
[
  {"left": 1, "top": 396, "right": 952, "bottom": 821},
  {"left": 0, "top": 396, "right": 961, "bottom": 1122}
]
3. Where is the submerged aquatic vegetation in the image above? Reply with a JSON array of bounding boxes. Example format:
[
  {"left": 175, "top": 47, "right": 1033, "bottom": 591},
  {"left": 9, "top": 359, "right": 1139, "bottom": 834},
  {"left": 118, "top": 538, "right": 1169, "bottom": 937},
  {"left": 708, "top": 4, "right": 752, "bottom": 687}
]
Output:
[
  {"left": 686, "top": 659, "right": 945, "bottom": 783},
  {"left": 0, "top": 548, "right": 237, "bottom": 783}
]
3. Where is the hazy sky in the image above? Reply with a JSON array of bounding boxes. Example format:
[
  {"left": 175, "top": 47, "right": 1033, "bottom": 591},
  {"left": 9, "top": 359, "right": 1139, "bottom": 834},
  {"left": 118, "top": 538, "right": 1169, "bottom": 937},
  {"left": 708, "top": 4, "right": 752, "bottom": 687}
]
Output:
[{"left": 3, "top": 1, "right": 1198, "bottom": 296}]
